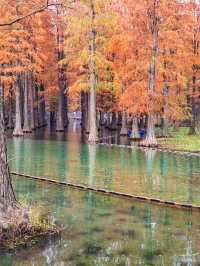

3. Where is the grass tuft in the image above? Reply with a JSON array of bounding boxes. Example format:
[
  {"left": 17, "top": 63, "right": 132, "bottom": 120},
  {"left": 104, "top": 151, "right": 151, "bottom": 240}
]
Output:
[{"left": 0, "top": 203, "right": 61, "bottom": 252}]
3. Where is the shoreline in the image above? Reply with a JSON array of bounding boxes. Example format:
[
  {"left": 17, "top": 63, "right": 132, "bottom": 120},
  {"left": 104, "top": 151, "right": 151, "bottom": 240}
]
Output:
[{"left": 98, "top": 142, "right": 200, "bottom": 157}]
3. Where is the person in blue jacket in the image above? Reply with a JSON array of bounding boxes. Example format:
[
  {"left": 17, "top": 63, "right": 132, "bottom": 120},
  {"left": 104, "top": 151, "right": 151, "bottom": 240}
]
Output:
[
  {"left": 139, "top": 128, "right": 145, "bottom": 139},
  {"left": 127, "top": 128, "right": 132, "bottom": 138}
]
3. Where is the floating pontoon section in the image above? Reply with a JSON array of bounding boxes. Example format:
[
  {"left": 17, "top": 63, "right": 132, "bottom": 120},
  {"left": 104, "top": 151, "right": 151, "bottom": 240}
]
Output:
[{"left": 11, "top": 172, "right": 200, "bottom": 211}]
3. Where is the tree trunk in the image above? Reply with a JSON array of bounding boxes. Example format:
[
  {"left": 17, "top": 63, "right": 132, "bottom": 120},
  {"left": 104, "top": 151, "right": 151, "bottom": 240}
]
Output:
[
  {"left": 7, "top": 88, "right": 14, "bottom": 129},
  {"left": 81, "top": 91, "right": 86, "bottom": 130},
  {"left": 99, "top": 111, "right": 105, "bottom": 126},
  {"left": 56, "top": 8, "right": 66, "bottom": 132},
  {"left": 29, "top": 74, "right": 35, "bottom": 130},
  {"left": 144, "top": 113, "right": 157, "bottom": 146},
  {"left": 56, "top": 86, "right": 65, "bottom": 132},
  {"left": 85, "top": 93, "right": 90, "bottom": 134},
  {"left": 88, "top": 60, "right": 98, "bottom": 141},
  {"left": 38, "top": 95, "right": 46, "bottom": 128},
  {"left": 118, "top": 112, "right": 122, "bottom": 126},
  {"left": 34, "top": 86, "right": 39, "bottom": 129},
  {"left": 105, "top": 112, "right": 110, "bottom": 128},
  {"left": 97, "top": 111, "right": 100, "bottom": 131},
  {"left": 88, "top": 0, "right": 98, "bottom": 143},
  {"left": 63, "top": 92, "right": 68, "bottom": 127},
  {"left": 23, "top": 72, "right": 32, "bottom": 133},
  {"left": 189, "top": 75, "right": 197, "bottom": 135},
  {"left": 189, "top": 24, "right": 199, "bottom": 135},
  {"left": 143, "top": 3, "right": 158, "bottom": 146},
  {"left": 0, "top": 82, "right": 17, "bottom": 206},
  {"left": 116, "top": 112, "right": 119, "bottom": 127},
  {"left": 131, "top": 117, "right": 139, "bottom": 139},
  {"left": 13, "top": 78, "right": 24, "bottom": 137},
  {"left": 56, "top": 62, "right": 65, "bottom": 131},
  {"left": 110, "top": 112, "right": 117, "bottom": 130},
  {"left": 120, "top": 111, "right": 127, "bottom": 136},
  {"left": 195, "top": 102, "right": 200, "bottom": 133},
  {"left": 81, "top": 91, "right": 88, "bottom": 130}
]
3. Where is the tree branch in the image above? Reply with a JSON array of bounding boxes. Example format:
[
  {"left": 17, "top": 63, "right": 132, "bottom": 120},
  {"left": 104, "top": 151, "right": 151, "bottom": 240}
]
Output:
[{"left": 0, "top": 2, "right": 62, "bottom": 27}]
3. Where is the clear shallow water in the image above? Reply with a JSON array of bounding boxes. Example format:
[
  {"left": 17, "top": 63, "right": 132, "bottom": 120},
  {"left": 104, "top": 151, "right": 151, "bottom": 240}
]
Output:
[
  {"left": 2, "top": 176, "right": 200, "bottom": 266},
  {"left": 7, "top": 127, "right": 200, "bottom": 205},
  {"left": 2, "top": 126, "right": 200, "bottom": 265}
]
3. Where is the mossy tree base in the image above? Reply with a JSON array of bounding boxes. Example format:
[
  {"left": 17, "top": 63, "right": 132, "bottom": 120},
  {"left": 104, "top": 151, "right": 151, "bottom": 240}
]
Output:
[{"left": 0, "top": 204, "right": 60, "bottom": 252}]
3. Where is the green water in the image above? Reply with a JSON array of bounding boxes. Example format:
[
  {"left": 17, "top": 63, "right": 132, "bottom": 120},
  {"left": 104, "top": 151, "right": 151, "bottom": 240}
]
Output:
[
  {"left": 1, "top": 176, "right": 200, "bottom": 265},
  {"left": 7, "top": 134, "right": 200, "bottom": 204},
  {"left": 2, "top": 130, "right": 200, "bottom": 265}
]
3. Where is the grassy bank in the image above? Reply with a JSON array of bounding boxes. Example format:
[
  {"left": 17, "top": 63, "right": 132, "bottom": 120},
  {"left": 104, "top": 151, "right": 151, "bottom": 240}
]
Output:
[{"left": 157, "top": 127, "right": 200, "bottom": 152}]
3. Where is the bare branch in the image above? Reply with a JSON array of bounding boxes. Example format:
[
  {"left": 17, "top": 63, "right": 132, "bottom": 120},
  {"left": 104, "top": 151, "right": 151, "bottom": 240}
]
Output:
[{"left": 0, "top": 2, "right": 62, "bottom": 27}]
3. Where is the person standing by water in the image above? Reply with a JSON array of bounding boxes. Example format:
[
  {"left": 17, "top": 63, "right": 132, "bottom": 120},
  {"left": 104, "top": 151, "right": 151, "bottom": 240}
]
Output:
[{"left": 139, "top": 128, "right": 145, "bottom": 139}]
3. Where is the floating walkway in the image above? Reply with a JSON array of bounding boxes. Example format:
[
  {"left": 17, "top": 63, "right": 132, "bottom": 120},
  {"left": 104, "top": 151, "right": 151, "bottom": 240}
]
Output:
[
  {"left": 98, "top": 142, "right": 200, "bottom": 157},
  {"left": 11, "top": 172, "right": 200, "bottom": 212}
]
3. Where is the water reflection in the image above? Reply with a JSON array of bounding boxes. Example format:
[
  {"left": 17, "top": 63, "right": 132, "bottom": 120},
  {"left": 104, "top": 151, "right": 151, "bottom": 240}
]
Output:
[
  {"left": 88, "top": 144, "right": 96, "bottom": 186},
  {"left": 7, "top": 127, "right": 200, "bottom": 205},
  {"left": 2, "top": 177, "right": 200, "bottom": 265}
]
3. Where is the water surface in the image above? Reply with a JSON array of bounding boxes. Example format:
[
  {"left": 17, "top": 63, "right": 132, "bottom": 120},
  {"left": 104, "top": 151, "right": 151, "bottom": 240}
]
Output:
[
  {"left": 1, "top": 176, "right": 200, "bottom": 266},
  {"left": 2, "top": 126, "right": 200, "bottom": 265},
  {"left": 7, "top": 127, "right": 200, "bottom": 205}
]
